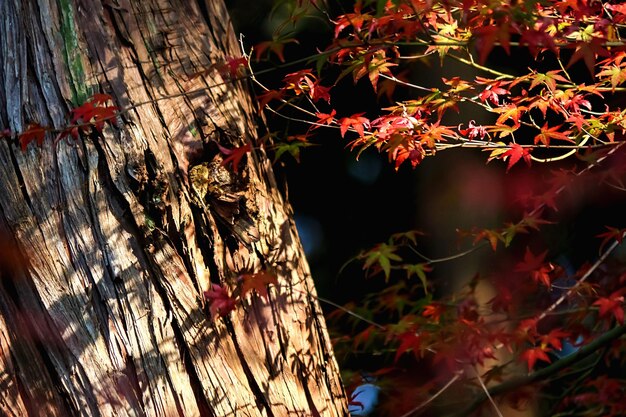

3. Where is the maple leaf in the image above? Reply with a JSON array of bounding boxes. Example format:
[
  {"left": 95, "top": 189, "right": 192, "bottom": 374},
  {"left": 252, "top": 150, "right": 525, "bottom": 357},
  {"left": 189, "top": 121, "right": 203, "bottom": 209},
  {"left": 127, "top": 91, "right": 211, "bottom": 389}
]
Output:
[
  {"left": 486, "top": 126, "right": 516, "bottom": 139},
  {"left": 389, "top": 230, "right": 425, "bottom": 245},
  {"left": 361, "top": 242, "right": 402, "bottom": 281},
  {"left": 333, "top": 4, "right": 371, "bottom": 38},
  {"left": 502, "top": 144, "right": 532, "bottom": 172},
  {"left": 540, "top": 329, "right": 570, "bottom": 351},
  {"left": 458, "top": 120, "right": 487, "bottom": 139},
  {"left": 338, "top": 113, "right": 370, "bottom": 138},
  {"left": 89, "top": 93, "right": 114, "bottom": 105},
  {"left": 515, "top": 247, "right": 553, "bottom": 288},
  {"left": 404, "top": 263, "right": 432, "bottom": 293},
  {"left": 596, "top": 226, "right": 626, "bottom": 253},
  {"left": 593, "top": 290, "right": 625, "bottom": 325},
  {"left": 567, "top": 39, "right": 610, "bottom": 76},
  {"left": 314, "top": 109, "right": 336, "bottom": 126},
  {"left": 256, "top": 89, "right": 284, "bottom": 109},
  {"left": 564, "top": 113, "right": 587, "bottom": 131},
  {"left": 473, "top": 22, "right": 511, "bottom": 64},
  {"left": 217, "top": 143, "right": 251, "bottom": 173},
  {"left": 478, "top": 82, "right": 510, "bottom": 106},
  {"left": 607, "top": 3, "right": 626, "bottom": 15},
  {"left": 419, "top": 122, "right": 454, "bottom": 147},
  {"left": 240, "top": 271, "right": 278, "bottom": 301},
  {"left": 352, "top": 325, "right": 376, "bottom": 349},
  {"left": 520, "top": 346, "right": 551, "bottom": 371},
  {"left": 254, "top": 38, "right": 298, "bottom": 63},
  {"left": 19, "top": 123, "right": 47, "bottom": 151},
  {"left": 422, "top": 303, "right": 444, "bottom": 324},
  {"left": 219, "top": 56, "right": 248, "bottom": 77},
  {"left": 519, "top": 28, "right": 557, "bottom": 56},
  {"left": 488, "top": 285, "right": 514, "bottom": 314},
  {"left": 70, "top": 98, "right": 119, "bottom": 132},
  {"left": 394, "top": 331, "right": 421, "bottom": 363},
  {"left": 309, "top": 82, "right": 331, "bottom": 103},
  {"left": 597, "top": 65, "right": 626, "bottom": 91},
  {"left": 366, "top": 52, "right": 397, "bottom": 92},
  {"left": 390, "top": 143, "right": 425, "bottom": 170},
  {"left": 283, "top": 69, "right": 316, "bottom": 96},
  {"left": 534, "top": 123, "right": 574, "bottom": 146},
  {"left": 204, "top": 283, "right": 237, "bottom": 318},
  {"left": 494, "top": 104, "right": 527, "bottom": 127},
  {"left": 529, "top": 70, "right": 570, "bottom": 92},
  {"left": 516, "top": 318, "right": 539, "bottom": 341},
  {"left": 471, "top": 228, "right": 503, "bottom": 251}
]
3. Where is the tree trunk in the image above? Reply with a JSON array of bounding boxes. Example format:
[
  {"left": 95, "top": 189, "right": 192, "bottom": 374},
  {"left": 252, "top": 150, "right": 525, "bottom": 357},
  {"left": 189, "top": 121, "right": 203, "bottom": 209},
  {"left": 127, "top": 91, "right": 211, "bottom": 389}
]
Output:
[{"left": 0, "top": 1, "right": 347, "bottom": 416}]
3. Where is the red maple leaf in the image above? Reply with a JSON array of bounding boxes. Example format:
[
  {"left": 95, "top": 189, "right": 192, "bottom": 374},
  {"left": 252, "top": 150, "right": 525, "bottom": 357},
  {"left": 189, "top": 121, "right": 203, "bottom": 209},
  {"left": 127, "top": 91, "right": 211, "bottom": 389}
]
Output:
[
  {"left": 593, "top": 290, "right": 625, "bottom": 325},
  {"left": 488, "top": 284, "right": 514, "bottom": 314},
  {"left": 70, "top": 98, "right": 119, "bottom": 132},
  {"left": 240, "top": 271, "right": 278, "bottom": 301},
  {"left": 422, "top": 303, "right": 444, "bottom": 324},
  {"left": 220, "top": 56, "right": 248, "bottom": 77},
  {"left": 541, "top": 329, "right": 571, "bottom": 351},
  {"left": 19, "top": 123, "right": 47, "bottom": 151},
  {"left": 203, "top": 283, "right": 238, "bottom": 318},
  {"left": 519, "top": 28, "right": 557, "bottom": 56},
  {"left": 391, "top": 143, "right": 425, "bottom": 170},
  {"left": 502, "top": 144, "right": 532, "bottom": 172},
  {"left": 352, "top": 325, "right": 376, "bottom": 349},
  {"left": 218, "top": 143, "right": 251, "bottom": 173},
  {"left": 309, "top": 82, "right": 331, "bottom": 103},
  {"left": 520, "top": 346, "right": 551, "bottom": 371},
  {"left": 567, "top": 39, "right": 610, "bottom": 76},
  {"left": 494, "top": 104, "right": 527, "bottom": 127},
  {"left": 515, "top": 247, "right": 553, "bottom": 287},
  {"left": 534, "top": 123, "right": 574, "bottom": 146},
  {"left": 478, "top": 82, "right": 509, "bottom": 106},
  {"left": 257, "top": 89, "right": 284, "bottom": 109},
  {"left": 254, "top": 39, "right": 298, "bottom": 63},
  {"left": 89, "top": 93, "right": 114, "bottom": 106},
  {"left": 458, "top": 120, "right": 487, "bottom": 139},
  {"left": 338, "top": 113, "right": 370, "bottom": 138},
  {"left": 473, "top": 23, "right": 511, "bottom": 64},
  {"left": 313, "top": 109, "right": 337, "bottom": 128},
  {"left": 596, "top": 226, "right": 626, "bottom": 253},
  {"left": 394, "top": 331, "right": 421, "bottom": 363}
]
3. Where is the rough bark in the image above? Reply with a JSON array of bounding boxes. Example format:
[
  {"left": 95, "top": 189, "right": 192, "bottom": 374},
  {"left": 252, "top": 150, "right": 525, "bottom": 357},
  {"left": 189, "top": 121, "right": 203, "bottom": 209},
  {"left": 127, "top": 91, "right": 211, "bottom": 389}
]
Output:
[{"left": 0, "top": 1, "right": 347, "bottom": 416}]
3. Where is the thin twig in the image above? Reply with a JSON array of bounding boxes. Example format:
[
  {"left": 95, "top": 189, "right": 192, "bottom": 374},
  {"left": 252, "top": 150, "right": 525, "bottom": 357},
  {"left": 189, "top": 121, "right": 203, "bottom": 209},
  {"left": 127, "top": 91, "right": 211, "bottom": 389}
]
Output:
[
  {"left": 474, "top": 368, "right": 504, "bottom": 417},
  {"left": 537, "top": 238, "right": 623, "bottom": 322},
  {"left": 316, "top": 295, "right": 386, "bottom": 330},
  {"left": 397, "top": 372, "right": 463, "bottom": 417}
]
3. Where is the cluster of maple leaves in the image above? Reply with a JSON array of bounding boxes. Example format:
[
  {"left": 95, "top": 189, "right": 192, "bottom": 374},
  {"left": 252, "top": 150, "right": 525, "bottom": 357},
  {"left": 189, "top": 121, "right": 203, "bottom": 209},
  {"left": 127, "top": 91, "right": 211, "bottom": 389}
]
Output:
[
  {"left": 0, "top": 94, "right": 119, "bottom": 151},
  {"left": 256, "top": 0, "right": 626, "bottom": 172},
  {"left": 249, "top": 0, "right": 626, "bottom": 416}
]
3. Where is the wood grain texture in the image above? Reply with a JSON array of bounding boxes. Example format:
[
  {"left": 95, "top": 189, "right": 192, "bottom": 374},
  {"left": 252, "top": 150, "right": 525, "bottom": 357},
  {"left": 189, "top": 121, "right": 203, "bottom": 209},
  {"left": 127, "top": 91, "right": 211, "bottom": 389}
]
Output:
[{"left": 0, "top": 0, "right": 347, "bottom": 416}]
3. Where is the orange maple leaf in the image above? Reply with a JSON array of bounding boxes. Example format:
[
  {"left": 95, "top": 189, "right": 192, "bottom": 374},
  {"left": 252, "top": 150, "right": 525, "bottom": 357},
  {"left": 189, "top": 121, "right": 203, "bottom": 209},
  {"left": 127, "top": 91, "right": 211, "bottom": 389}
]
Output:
[{"left": 240, "top": 271, "right": 278, "bottom": 301}]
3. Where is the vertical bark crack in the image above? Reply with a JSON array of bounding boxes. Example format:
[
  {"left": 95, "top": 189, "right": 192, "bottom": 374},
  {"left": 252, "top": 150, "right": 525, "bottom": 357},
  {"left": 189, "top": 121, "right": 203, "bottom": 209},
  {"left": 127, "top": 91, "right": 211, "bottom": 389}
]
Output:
[{"left": 224, "top": 319, "right": 276, "bottom": 417}]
